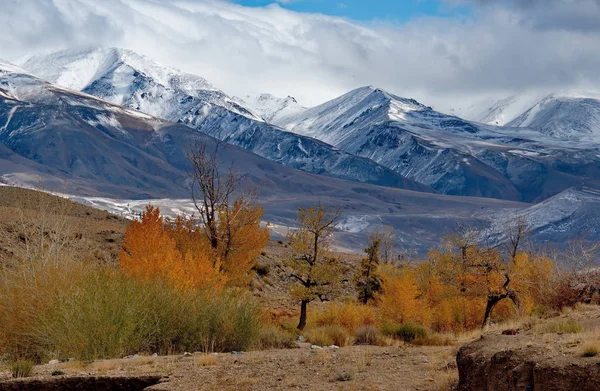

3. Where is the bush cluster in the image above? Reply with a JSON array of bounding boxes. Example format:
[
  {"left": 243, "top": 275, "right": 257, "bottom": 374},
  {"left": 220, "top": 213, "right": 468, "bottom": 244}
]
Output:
[
  {"left": 382, "top": 323, "right": 428, "bottom": 343},
  {"left": 0, "top": 261, "right": 261, "bottom": 362}
]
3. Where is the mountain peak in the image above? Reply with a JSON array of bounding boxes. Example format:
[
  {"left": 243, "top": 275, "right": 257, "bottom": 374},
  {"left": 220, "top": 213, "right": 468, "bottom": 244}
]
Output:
[
  {"left": 18, "top": 47, "right": 265, "bottom": 122},
  {"left": 237, "top": 92, "right": 305, "bottom": 123},
  {"left": 22, "top": 46, "right": 216, "bottom": 93}
]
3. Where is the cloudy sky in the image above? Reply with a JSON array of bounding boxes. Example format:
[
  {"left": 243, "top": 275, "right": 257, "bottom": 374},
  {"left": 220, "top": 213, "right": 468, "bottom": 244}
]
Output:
[{"left": 1, "top": 0, "right": 599, "bottom": 110}]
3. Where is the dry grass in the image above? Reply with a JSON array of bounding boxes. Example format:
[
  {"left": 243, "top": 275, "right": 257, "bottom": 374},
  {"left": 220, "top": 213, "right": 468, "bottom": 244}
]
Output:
[
  {"left": 91, "top": 360, "right": 121, "bottom": 374},
  {"left": 429, "top": 370, "right": 459, "bottom": 391},
  {"left": 10, "top": 360, "right": 34, "bottom": 378},
  {"left": 413, "top": 335, "right": 454, "bottom": 347},
  {"left": 304, "top": 326, "right": 353, "bottom": 347},
  {"left": 582, "top": 345, "right": 599, "bottom": 357},
  {"left": 537, "top": 320, "right": 584, "bottom": 334},
  {"left": 255, "top": 325, "right": 296, "bottom": 350},
  {"left": 196, "top": 354, "right": 219, "bottom": 367}
]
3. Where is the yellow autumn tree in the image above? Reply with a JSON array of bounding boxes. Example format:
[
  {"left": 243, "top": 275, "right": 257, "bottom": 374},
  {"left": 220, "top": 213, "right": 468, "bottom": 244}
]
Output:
[
  {"left": 217, "top": 200, "right": 270, "bottom": 287},
  {"left": 376, "top": 266, "right": 421, "bottom": 325}
]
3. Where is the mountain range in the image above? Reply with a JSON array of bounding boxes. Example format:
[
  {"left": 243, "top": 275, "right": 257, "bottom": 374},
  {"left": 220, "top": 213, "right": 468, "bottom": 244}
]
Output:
[
  {"left": 275, "top": 86, "right": 600, "bottom": 202},
  {"left": 22, "top": 47, "right": 426, "bottom": 192},
  {"left": 2, "top": 46, "right": 600, "bottom": 252},
  {"left": 455, "top": 92, "right": 600, "bottom": 142}
]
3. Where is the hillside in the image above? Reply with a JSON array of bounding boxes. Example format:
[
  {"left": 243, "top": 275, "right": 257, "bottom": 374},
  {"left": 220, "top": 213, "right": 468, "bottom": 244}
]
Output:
[{"left": 0, "top": 186, "right": 127, "bottom": 264}]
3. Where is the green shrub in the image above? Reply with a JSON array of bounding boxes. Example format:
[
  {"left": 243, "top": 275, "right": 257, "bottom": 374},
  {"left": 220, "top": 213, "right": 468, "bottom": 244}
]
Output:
[
  {"left": 335, "top": 370, "right": 355, "bottom": 382},
  {"left": 252, "top": 261, "right": 270, "bottom": 276},
  {"left": 194, "top": 289, "right": 262, "bottom": 353},
  {"left": 10, "top": 360, "right": 34, "bottom": 378},
  {"left": 382, "top": 323, "right": 427, "bottom": 343}
]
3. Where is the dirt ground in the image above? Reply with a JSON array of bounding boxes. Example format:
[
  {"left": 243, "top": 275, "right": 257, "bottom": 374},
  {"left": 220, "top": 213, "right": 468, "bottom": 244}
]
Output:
[{"left": 0, "top": 343, "right": 458, "bottom": 391}]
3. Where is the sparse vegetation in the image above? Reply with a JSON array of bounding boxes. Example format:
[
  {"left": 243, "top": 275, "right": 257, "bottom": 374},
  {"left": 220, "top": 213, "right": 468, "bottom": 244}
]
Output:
[
  {"left": 538, "top": 320, "right": 584, "bottom": 334},
  {"left": 412, "top": 334, "right": 454, "bottom": 346},
  {"left": 354, "top": 326, "right": 380, "bottom": 345},
  {"left": 10, "top": 360, "right": 34, "bottom": 378},
  {"left": 304, "top": 326, "right": 352, "bottom": 347},
  {"left": 196, "top": 354, "right": 218, "bottom": 366},
  {"left": 382, "top": 323, "right": 428, "bottom": 343},
  {"left": 582, "top": 346, "right": 599, "bottom": 357}
]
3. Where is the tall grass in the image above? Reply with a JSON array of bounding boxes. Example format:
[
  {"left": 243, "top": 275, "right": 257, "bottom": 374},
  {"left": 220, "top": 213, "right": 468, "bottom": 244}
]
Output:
[
  {"left": 0, "top": 260, "right": 261, "bottom": 362},
  {"left": 537, "top": 320, "right": 584, "bottom": 334},
  {"left": 10, "top": 360, "right": 34, "bottom": 378}
]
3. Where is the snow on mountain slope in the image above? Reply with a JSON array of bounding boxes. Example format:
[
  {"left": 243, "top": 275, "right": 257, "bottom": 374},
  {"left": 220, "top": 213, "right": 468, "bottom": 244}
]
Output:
[
  {"left": 507, "top": 93, "right": 600, "bottom": 142},
  {"left": 485, "top": 187, "right": 600, "bottom": 249},
  {"left": 23, "top": 47, "right": 261, "bottom": 123},
  {"left": 454, "top": 91, "right": 600, "bottom": 143},
  {"left": 21, "top": 48, "right": 428, "bottom": 192},
  {"left": 276, "top": 86, "right": 600, "bottom": 202},
  {"left": 236, "top": 93, "right": 305, "bottom": 123},
  {"left": 449, "top": 93, "right": 546, "bottom": 126}
]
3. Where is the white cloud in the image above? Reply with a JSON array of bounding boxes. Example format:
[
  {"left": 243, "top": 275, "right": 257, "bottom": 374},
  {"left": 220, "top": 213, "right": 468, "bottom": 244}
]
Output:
[{"left": 1, "top": 0, "right": 600, "bottom": 111}]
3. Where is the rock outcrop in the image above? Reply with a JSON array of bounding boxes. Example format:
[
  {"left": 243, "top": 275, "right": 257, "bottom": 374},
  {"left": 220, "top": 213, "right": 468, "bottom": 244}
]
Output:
[{"left": 457, "top": 334, "right": 600, "bottom": 391}]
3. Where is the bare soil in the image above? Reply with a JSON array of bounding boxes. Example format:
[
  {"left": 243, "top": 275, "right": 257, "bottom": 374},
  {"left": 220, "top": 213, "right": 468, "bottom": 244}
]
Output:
[{"left": 0, "top": 344, "right": 458, "bottom": 391}]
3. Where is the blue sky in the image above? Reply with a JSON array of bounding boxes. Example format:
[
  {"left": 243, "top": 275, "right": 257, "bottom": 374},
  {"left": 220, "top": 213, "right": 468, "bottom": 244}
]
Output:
[{"left": 232, "top": 0, "right": 471, "bottom": 22}]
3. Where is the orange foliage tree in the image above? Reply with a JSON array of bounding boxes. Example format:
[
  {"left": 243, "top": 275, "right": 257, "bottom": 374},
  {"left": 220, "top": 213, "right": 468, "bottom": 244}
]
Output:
[{"left": 120, "top": 206, "right": 225, "bottom": 290}]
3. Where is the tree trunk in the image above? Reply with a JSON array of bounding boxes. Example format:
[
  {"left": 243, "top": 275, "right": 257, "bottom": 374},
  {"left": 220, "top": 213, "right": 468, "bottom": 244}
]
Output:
[
  {"left": 482, "top": 295, "right": 505, "bottom": 329},
  {"left": 297, "top": 299, "right": 309, "bottom": 330}
]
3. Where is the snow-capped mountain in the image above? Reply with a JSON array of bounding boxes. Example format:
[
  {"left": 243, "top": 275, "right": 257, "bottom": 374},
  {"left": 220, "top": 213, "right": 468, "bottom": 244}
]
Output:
[
  {"left": 4, "top": 59, "right": 600, "bottom": 253},
  {"left": 506, "top": 93, "right": 600, "bottom": 142},
  {"left": 235, "top": 93, "right": 305, "bottom": 123},
  {"left": 23, "top": 47, "right": 261, "bottom": 122},
  {"left": 276, "top": 86, "right": 600, "bottom": 202},
  {"left": 455, "top": 91, "right": 600, "bottom": 142},
  {"left": 449, "top": 93, "right": 546, "bottom": 126},
  {"left": 21, "top": 47, "right": 428, "bottom": 192},
  {"left": 2, "top": 59, "right": 543, "bottom": 254}
]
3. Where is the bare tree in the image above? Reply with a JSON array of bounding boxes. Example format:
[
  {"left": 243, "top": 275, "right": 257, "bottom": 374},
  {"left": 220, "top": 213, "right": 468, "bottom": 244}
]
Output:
[
  {"left": 186, "top": 140, "right": 269, "bottom": 286},
  {"left": 187, "top": 140, "right": 244, "bottom": 250},
  {"left": 370, "top": 225, "right": 396, "bottom": 264},
  {"left": 560, "top": 235, "right": 600, "bottom": 304},
  {"left": 503, "top": 216, "right": 531, "bottom": 263}
]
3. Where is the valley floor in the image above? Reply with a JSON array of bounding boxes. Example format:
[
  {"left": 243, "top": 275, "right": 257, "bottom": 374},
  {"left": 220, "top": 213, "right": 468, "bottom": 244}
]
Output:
[{"left": 0, "top": 344, "right": 457, "bottom": 391}]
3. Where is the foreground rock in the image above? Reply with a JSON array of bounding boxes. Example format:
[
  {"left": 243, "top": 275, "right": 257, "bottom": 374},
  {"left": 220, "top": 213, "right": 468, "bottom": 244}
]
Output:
[
  {"left": 457, "top": 334, "right": 600, "bottom": 391},
  {"left": 0, "top": 376, "right": 162, "bottom": 391}
]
